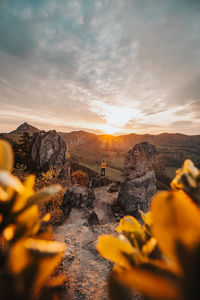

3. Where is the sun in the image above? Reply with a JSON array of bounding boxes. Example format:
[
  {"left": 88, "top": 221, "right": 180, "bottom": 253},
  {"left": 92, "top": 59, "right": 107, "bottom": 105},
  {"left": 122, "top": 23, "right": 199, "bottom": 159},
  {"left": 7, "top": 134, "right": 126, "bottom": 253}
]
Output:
[{"left": 101, "top": 124, "right": 118, "bottom": 135}]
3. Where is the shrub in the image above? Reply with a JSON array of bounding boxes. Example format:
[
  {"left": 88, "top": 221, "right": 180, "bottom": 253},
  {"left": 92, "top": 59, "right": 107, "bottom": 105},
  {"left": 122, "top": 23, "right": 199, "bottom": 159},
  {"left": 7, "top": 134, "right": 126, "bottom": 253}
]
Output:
[
  {"left": 13, "top": 132, "right": 33, "bottom": 168},
  {"left": 0, "top": 139, "right": 66, "bottom": 300},
  {"left": 39, "top": 167, "right": 60, "bottom": 187},
  {"left": 97, "top": 159, "right": 200, "bottom": 300},
  {"left": 41, "top": 188, "right": 65, "bottom": 226},
  {"left": 72, "top": 170, "right": 89, "bottom": 187},
  {"left": 12, "top": 163, "right": 30, "bottom": 182}
]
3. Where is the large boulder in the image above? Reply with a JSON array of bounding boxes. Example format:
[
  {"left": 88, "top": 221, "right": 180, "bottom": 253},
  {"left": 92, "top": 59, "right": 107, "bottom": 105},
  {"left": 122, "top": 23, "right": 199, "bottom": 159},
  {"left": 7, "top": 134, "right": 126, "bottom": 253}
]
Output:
[
  {"left": 31, "top": 130, "right": 66, "bottom": 170},
  {"left": 61, "top": 184, "right": 99, "bottom": 226},
  {"left": 117, "top": 142, "right": 157, "bottom": 218},
  {"left": 124, "top": 142, "right": 157, "bottom": 180},
  {"left": 118, "top": 171, "right": 156, "bottom": 217},
  {"left": 62, "top": 184, "right": 94, "bottom": 212}
]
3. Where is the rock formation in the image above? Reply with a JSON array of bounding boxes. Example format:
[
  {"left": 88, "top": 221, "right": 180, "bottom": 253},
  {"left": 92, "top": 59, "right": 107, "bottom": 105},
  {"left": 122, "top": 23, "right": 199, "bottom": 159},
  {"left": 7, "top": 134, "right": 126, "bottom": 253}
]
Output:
[
  {"left": 61, "top": 184, "right": 99, "bottom": 226},
  {"left": 117, "top": 142, "right": 157, "bottom": 218},
  {"left": 90, "top": 175, "right": 112, "bottom": 188},
  {"left": 15, "top": 122, "right": 40, "bottom": 134},
  {"left": 107, "top": 181, "right": 121, "bottom": 193},
  {"left": 31, "top": 130, "right": 66, "bottom": 170}
]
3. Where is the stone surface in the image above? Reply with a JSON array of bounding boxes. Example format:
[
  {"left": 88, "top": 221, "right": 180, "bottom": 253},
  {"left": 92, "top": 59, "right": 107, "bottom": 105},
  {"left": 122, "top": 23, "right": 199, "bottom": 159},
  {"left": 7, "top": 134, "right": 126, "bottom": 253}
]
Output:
[
  {"left": 62, "top": 185, "right": 95, "bottom": 213},
  {"left": 118, "top": 171, "right": 156, "bottom": 217},
  {"left": 93, "top": 186, "right": 118, "bottom": 224},
  {"left": 90, "top": 175, "right": 112, "bottom": 188},
  {"left": 117, "top": 142, "right": 157, "bottom": 218},
  {"left": 124, "top": 142, "right": 157, "bottom": 180},
  {"left": 107, "top": 181, "right": 121, "bottom": 193},
  {"left": 61, "top": 184, "right": 99, "bottom": 227},
  {"left": 31, "top": 130, "right": 66, "bottom": 170}
]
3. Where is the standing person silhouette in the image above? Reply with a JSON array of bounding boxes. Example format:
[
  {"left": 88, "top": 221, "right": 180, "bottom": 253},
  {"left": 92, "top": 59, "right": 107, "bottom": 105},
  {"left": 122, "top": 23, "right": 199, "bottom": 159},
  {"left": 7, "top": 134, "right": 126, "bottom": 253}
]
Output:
[{"left": 101, "top": 160, "right": 106, "bottom": 176}]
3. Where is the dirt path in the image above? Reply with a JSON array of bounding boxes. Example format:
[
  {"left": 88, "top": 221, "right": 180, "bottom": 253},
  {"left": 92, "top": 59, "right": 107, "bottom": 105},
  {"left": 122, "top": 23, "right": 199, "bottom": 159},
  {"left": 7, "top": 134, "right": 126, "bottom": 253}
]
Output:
[
  {"left": 93, "top": 186, "right": 118, "bottom": 224},
  {"left": 53, "top": 185, "right": 119, "bottom": 299}
]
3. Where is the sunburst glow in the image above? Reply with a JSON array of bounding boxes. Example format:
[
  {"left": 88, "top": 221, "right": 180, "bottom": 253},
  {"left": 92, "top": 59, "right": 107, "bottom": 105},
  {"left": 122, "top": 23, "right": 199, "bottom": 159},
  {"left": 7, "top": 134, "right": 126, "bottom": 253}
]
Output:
[
  {"left": 100, "top": 124, "right": 118, "bottom": 135},
  {"left": 105, "top": 106, "right": 137, "bottom": 127},
  {"left": 91, "top": 103, "right": 142, "bottom": 134}
]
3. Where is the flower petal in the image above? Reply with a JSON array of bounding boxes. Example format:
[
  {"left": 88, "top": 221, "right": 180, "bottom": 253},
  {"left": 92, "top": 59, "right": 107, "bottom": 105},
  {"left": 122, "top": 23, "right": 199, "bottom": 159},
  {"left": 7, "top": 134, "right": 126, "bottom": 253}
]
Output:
[
  {"left": 97, "top": 235, "right": 135, "bottom": 268},
  {"left": 114, "top": 265, "right": 181, "bottom": 300},
  {"left": 0, "top": 170, "right": 24, "bottom": 193},
  {"left": 151, "top": 190, "right": 200, "bottom": 270},
  {"left": 0, "top": 140, "right": 13, "bottom": 171},
  {"left": 116, "top": 216, "right": 142, "bottom": 233}
]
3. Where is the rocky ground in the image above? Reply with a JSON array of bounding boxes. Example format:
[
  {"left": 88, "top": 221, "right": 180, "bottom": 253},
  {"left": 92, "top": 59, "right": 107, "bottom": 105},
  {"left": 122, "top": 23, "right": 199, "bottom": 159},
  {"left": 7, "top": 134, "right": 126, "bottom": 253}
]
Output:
[
  {"left": 52, "top": 142, "right": 156, "bottom": 299},
  {"left": 53, "top": 184, "right": 118, "bottom": 300}
]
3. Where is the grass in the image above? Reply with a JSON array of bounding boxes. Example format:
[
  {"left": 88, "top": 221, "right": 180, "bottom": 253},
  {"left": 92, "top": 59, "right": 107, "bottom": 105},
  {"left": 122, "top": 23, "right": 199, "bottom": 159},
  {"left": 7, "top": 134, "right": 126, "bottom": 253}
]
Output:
[{"left": 81, "top": 162, "right": 124, "bottom": 181}]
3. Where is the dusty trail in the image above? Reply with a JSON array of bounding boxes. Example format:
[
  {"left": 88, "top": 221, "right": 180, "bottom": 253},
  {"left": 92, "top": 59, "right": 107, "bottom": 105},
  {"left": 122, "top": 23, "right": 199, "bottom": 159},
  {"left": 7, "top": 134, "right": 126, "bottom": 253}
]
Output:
[
  {"left": 93, "top": 186, "right": 118, "bottom": 224},
  {"left": 53, "top": 185, "right": 118, "bottom": 300}
]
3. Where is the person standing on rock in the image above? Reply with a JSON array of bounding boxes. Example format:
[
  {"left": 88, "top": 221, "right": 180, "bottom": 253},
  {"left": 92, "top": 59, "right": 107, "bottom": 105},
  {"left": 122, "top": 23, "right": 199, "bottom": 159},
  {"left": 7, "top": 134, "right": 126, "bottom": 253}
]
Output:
[
  {"left": 101, "top": 160, "right": 106, "bottom": 176},
  {"left": 66, "top": 146, "right": 71, "bottom": 186}
]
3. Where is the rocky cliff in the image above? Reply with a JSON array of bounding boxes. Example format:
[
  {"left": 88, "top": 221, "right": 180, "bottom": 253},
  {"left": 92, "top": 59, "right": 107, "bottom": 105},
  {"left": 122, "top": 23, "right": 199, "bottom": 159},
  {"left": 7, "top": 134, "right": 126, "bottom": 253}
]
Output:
[
  {"left": 117, "top": 142, "right": 157, "bottom": 219},
  {"left": 31, "top": 130, "right": 66, "bottom": 170}
]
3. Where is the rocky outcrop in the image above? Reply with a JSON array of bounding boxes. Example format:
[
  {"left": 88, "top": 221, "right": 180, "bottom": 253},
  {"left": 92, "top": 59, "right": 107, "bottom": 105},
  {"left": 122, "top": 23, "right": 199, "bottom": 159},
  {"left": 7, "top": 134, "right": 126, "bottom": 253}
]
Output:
[
  {"left": 107, "top": 181, "right": 121, "bottom": 193},
  {"left": 117, "top": 142, "right": 157, "bottom": 218},
  {"left": 62, "top": 185, "right": 94, "bottom": 212},
  {"left": 31, "top": 130, "right": 66, "bottom": 170},
  {"left": 61, "top": 184, "right": 99, "bottom": 226},
  {"left": 90, "top": 175, "right": 112, "bottom": 188},
  {"left": 15, "top": 122, "right": 39, "bottom": 134},
  {"left": 124, "top": 142, "right": 157, "bottom": 180},
  {"left": 10, "top": 122, "right": 40, "bottom": 135}
]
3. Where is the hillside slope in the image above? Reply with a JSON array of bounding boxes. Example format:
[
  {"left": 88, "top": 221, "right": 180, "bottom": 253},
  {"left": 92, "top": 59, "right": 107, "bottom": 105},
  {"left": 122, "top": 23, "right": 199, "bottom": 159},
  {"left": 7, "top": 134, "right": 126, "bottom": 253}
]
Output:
[
  {"left": 1, "top": 123, "right": 200, "bottom": 183},
  {"left": 59, "top": 130, "right": 200, "bottom": 181}
]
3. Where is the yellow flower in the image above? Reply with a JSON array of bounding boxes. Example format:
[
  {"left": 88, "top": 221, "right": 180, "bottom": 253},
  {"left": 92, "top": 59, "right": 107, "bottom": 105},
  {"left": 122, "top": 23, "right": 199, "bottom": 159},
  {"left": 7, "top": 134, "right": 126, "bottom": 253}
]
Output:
[
  {"left": 171, "top": 159, "right": 200, "bottom": 204},
  {"left": 97, "top": 161, "right": 200, "bottom": 300},
  {"left": 0, "top": 140, "right": 13, "bottom": 171},
  {"left": 0, "top": 139, "right": 66, "bottom": 299}
]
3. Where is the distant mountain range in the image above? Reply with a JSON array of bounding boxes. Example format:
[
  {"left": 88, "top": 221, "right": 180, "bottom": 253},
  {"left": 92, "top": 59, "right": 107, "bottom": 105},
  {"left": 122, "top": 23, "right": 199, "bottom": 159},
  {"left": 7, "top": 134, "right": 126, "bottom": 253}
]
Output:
[{"left": 1, "top": 122, "right": 200, "bottom": 186}]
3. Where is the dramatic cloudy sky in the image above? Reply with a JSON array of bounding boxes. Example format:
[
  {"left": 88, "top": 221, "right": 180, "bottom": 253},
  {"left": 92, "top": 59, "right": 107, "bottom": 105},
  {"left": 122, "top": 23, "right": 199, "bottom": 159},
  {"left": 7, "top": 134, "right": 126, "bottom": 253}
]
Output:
[{"left": 0, "top": 0, "right": 200, "bottom": 135}]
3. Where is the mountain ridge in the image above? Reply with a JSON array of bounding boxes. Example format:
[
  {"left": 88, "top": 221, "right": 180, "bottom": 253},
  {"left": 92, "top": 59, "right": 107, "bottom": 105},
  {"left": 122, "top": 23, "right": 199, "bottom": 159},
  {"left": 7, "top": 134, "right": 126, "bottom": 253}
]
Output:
[{"left": 1, "top": 123, "right": 200, "bottom": 183}]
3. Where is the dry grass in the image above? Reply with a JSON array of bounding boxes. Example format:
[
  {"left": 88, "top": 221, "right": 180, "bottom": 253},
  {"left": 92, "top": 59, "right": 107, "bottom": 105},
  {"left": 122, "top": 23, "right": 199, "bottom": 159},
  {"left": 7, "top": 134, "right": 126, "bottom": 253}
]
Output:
[
  {"left": 41, "top": 188, "right": 66, "bottom": 226},
  {"left": 72, "top": 169, "right": 89, "bottom": 187}
]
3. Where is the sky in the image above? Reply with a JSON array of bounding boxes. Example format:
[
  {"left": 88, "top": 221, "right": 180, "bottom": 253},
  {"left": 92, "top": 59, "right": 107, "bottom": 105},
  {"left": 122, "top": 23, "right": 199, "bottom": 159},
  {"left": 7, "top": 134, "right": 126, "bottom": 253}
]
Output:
[{"left": 0, "top": 0, "right": 200, "bottom": 135}]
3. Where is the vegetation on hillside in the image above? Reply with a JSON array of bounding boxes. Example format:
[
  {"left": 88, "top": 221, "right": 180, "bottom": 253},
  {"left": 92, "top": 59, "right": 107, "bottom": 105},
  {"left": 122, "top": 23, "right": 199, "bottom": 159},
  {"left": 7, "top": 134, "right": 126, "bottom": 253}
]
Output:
[
  {"left": 0, "top": 139, "right": 67, "bottom": 300},
  {"left": 97, "top": 159, "right": 200, "bottom": 300},
  {"left": 71, "top": 170, "right": 89, "bottom": 187},
  {"left": 13, "top": 132, "right": 33, "bottom": 167}
]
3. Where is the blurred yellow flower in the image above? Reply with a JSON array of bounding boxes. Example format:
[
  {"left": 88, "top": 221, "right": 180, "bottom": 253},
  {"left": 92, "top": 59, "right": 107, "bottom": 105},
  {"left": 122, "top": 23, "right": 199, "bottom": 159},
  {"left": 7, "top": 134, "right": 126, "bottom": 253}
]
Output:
[
  {"left": 0, "top": 139, "right": 66, "bottom": 300},
  {"left": 97, "top": 160, "right": 200, "bottom": 300}
]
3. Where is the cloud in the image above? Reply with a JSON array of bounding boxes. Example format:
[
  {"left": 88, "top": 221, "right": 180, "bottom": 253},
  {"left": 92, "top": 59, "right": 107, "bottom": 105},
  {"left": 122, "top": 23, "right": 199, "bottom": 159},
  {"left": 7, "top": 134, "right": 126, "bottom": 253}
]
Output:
[{"left": 0, "top": 0, "right": 200, "bottom": 134}]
